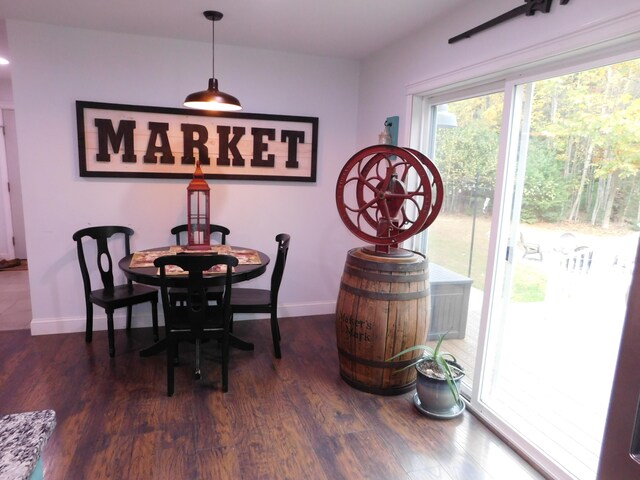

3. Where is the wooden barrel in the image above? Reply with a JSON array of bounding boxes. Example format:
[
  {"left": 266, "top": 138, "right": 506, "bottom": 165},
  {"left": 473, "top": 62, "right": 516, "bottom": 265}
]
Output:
[{"left": 335, "top": 247, "right": 430, "bottom": 395}]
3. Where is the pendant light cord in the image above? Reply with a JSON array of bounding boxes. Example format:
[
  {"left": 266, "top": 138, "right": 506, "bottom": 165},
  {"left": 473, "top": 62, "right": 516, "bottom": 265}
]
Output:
[{"left": 211, "top": 16, "right": 215, "bottom": 82}]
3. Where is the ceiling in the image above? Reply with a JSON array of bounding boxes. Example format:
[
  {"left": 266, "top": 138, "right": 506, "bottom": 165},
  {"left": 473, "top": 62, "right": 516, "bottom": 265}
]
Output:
[{"left": 0, "top": 0, "right": 472, "bottom": 80}]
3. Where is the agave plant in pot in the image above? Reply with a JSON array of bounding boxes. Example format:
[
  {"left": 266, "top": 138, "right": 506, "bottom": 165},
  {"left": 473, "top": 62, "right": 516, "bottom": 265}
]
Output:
[{"left": 388, "top": 333, "right": 465, "bottom": 419}]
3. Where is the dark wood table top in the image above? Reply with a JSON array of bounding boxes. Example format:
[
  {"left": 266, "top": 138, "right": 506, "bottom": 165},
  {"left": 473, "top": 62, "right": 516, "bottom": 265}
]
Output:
[{"left": 119, "top": 246, "right": 270, "bottom": 288}]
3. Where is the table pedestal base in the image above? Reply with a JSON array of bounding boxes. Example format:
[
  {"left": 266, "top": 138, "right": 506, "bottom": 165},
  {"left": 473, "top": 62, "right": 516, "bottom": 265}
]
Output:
[{"left": 139, "top": 335, "right": 254, "bottom": 357}]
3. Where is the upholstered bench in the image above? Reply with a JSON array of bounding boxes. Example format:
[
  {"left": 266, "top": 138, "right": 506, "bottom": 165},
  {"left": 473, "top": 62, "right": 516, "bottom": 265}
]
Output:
[{"left": 0, "top": 410, "right": 56, "bottom": 480}]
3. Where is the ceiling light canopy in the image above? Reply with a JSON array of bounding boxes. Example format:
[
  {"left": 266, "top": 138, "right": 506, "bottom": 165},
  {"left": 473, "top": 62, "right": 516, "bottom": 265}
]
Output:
[{"left": 183, "top": 11, "right": 242, "bottom": 112}]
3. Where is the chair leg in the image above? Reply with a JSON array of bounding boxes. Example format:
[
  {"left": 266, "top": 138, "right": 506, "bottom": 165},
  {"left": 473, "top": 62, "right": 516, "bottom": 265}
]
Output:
[
  {"left": 167, "top": 337, "right": 175, "bottom": 397},
  {"left": 194, "top": 339, "right": 201, "bottom": 380},
  {"left": 270, "top": 310, "right": 282, "bottom": 359},
  {"left": 222, "top": 333, "right": 229, "bottom": 392},
  {"left": 106, "top": 310, "right": 116, "bottom": 357},
  {"left": 126, "top": 306, "right": 133, "bottom": 333},
  {"left": 151, "top": 299, "right": 159, "bottom": 342},
  {"left": 174, "top": 342, "right": 180, "bottom": 365},
  {"left": 85, "top": 301, "right": 94, "bottom": 343}
]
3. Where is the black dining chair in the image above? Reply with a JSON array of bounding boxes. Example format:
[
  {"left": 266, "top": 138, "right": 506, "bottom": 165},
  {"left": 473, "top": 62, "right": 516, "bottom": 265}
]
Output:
[
  {"left": 170, "top": 223, "right": 230, "bottom": 247},
  {"left": 155, "top": 254, "right": 238, "bottom": 395},
  {"left": 169, "top": 223, "right": 231, "bottom": 306},
  {"left": 72, "top": 225, "right": 159, "bottom": 357},
  {"left": 230, "top": 233, "right": 290, "bottom": 359}
]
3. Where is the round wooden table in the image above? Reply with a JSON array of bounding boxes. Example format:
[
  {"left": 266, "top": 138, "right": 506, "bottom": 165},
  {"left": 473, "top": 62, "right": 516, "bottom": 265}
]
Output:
[
  {"left": 119, "top": 246, "right": 269, "bottom": 287},
  {"left": 119, "top": 246, "right": 270, "bottom": 355}
]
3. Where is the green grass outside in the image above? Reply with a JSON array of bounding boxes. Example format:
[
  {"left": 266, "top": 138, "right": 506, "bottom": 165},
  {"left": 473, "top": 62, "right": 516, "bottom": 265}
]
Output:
[
  {"left": 426, "top": 214, "right": 490, "bottom": 290},
  {"left": 510, "top": 264, "right": 547, "bottom": 302},
  {"left": 427, "top": 214, "right": 547, "bottom": 302}
]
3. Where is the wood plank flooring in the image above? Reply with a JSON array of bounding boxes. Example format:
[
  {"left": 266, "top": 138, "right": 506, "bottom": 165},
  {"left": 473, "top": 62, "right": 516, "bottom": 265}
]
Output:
[{"left": 0, "top": 314, "right": 545, "bottom": 479}]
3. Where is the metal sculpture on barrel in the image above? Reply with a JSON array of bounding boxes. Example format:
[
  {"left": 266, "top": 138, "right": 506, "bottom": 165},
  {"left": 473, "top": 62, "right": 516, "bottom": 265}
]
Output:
[{"left": 335, "top": 144, "right": 444, "bottom": 395}]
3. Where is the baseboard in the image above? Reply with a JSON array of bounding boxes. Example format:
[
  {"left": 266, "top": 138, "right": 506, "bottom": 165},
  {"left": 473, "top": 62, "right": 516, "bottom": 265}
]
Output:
[
  {"left": 30, "top": 300, "right": 337, "bottom": 336},
  {"left": 29, "top": 312, "right": 159, "bottom": 336},
  {"left": 231, "top": 301, "right": 336, "bottom": 321}
]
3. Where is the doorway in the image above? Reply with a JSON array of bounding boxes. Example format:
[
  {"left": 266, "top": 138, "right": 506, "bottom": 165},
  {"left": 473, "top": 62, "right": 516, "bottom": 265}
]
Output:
[
  {"left": 0, "top": 108, "right": 14, "bottom": 259},
  {"left": 0, "top": 107, "right": 30, "bottom": 331},
  {"left": 413, "top": 57, "right": 640, "bottom": 479},
  {"left": 2, "top": 109, "right": 26, "bottom": 259}
]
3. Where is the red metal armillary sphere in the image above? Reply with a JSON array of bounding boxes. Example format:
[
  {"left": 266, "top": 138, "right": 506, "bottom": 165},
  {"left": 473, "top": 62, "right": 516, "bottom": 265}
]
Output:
[{"left": 335, "top": 145, "right": 443, "bottom": 247}]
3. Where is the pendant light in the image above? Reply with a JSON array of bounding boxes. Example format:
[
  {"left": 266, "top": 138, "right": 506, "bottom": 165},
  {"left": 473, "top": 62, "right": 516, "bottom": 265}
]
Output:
[{"left": 183, "top": 11, "right": 242, "bottom": 111}]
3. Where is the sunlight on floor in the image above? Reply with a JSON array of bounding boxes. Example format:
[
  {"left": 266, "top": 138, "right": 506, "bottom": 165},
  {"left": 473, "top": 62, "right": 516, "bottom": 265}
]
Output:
[{"left": 435, "top": 248, "right": 632, "bottom": 479}]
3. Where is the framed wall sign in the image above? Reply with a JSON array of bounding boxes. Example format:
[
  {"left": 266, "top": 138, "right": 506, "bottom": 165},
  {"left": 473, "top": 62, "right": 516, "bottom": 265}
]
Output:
[{"left": 76, "top": 101, "right": 319, "bottom": 182}]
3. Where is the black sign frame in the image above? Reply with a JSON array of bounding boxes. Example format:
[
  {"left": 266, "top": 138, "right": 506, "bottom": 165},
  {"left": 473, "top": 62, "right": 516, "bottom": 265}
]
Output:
[{"left": 76, "top": 101, "right": 318, "bottom": 182}]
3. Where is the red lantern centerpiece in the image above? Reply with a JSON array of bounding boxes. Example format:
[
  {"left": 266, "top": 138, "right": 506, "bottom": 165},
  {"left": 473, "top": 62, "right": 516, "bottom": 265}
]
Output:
[{"left": 187, "top": 160, "right": 211, "bottom": 250}]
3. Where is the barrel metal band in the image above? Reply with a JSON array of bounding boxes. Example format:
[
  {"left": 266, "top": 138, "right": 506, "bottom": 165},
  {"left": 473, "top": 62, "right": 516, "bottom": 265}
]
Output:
[
  {"left": 338, "top": 347, "right": 416, "bottom": 369},
  {"left": 339, "top": 282, "right": 428, "bottom": 300},
  {"left": 347, "top": 250, "right": 427, "bottom": 273},
  {"left": 343, "top": 264, "right": 429, "bottom": 283}
]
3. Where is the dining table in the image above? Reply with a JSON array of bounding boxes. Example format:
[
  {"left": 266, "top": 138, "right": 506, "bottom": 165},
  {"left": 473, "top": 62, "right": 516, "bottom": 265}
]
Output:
[{"left": 119, "top": 245, "right": 270, "bottom": 356}]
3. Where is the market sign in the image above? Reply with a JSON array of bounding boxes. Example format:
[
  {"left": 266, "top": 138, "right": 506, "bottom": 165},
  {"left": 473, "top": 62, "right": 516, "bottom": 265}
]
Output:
[{"left": 76, "top": 101, "right": 318, "bottom": 182}]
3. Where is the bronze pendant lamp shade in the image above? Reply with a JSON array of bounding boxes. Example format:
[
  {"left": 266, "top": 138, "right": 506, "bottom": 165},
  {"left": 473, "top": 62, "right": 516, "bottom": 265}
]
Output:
[{"left": 183, "top": 11, "right": 242, "bottom": 111}]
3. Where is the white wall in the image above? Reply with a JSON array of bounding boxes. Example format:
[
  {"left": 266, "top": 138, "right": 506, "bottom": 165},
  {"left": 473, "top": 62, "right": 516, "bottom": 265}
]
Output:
[
  {"left": 7, "top": 21, "right": 363, "bottom": 334},
  {"left": 10, "top": 0, "right": 640, "bottom": 335},
  {"left": 0, "top": 79, "right": 12, "bottom": 104},
  {"left": 357, "top": 0, "right": 640, "bottom": 146}
]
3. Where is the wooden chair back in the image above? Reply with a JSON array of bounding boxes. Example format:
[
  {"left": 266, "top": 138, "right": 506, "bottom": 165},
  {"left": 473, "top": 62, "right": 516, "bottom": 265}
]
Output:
[
  {"left": 170, "top": 224, "right": 230, "bottom": 246},
  {"left": 154, "top": 253, "right": 238, "bottom": 394},
  {"left": 72, "top": 225, "right": 134, "bottom": 295},
  {"left": 270, "top": 233, "right": 291, "bottom": 304}
]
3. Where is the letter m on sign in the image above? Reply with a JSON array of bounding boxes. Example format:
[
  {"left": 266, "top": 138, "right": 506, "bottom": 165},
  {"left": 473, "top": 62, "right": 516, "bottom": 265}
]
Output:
[{"left": 94, "top": 118, "right": 136, "bottom": 163}]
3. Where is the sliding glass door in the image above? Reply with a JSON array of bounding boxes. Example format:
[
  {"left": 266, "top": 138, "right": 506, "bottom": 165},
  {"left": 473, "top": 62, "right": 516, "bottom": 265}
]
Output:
[
  {"left": 415, "top": 91, "right": 503, "bottom": 392},
  {"left": 414, "top": 57, "right": 640, "bottom": 479}
]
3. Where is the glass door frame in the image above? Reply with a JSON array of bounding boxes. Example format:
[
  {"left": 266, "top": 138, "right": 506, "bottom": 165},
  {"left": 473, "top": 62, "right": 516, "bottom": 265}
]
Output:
[
  {"left": 410, "top": 82, "right": 512, "bottom": 404},
  {"left": 409, "top": 46, "right": 640, "bottom": 479}
]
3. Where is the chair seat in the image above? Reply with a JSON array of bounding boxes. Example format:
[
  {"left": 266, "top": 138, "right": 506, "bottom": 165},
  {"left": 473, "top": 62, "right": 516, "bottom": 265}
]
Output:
[
  {"left": 90, "top": 284, "right": 158, "bottom": 310},
  {"left": 230, "top": 288, "right": 271, "bottom": 309},
  {"left": 170, "top": 304, "right": 223, "bottom": 326}
]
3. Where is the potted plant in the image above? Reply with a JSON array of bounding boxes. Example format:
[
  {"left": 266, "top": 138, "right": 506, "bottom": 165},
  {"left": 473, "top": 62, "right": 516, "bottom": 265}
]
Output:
[{"left": 387, "top": 333, "right": 466, "bottom": 419}]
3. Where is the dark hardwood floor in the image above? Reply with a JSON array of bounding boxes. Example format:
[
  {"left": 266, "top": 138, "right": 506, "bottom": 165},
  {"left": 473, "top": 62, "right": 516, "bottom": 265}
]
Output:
[{"left": 0, "top": 314, "right": 544, "bottom": 479}]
